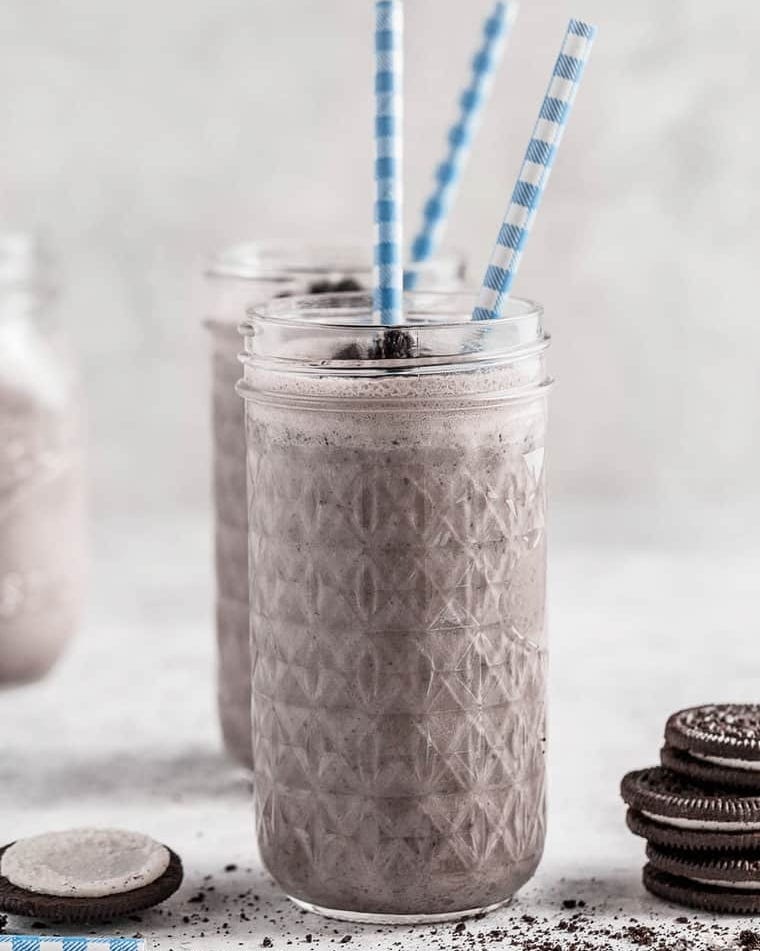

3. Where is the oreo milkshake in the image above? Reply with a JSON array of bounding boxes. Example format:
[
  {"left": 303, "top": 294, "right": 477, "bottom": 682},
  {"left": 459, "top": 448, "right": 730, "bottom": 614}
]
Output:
[
  {"left": 239, "top": 291, "right": 550, "bottom": 919},
  {"left": 205, "top": 244, "right": 464, "bottom": 767}
]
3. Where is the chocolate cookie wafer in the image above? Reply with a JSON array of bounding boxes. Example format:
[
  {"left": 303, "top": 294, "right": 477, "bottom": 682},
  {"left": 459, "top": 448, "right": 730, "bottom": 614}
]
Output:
[
  {"left": 647, "top": 841, "right": 760, "bottom": 885},
  {"left": 662, "top": 744, "right": 760, "bottom": 793},
  {"left": 663, "top": 704, "right": 760, "bottom": 791},
  {"left": 643, "top": 850, "right": 760, "bottom": 916},
  {"left": 626, "top": 807, "right": 760, "bottom": 852},
  {"left": 621, "top": 766, "right": 760, "bottom": 831}
]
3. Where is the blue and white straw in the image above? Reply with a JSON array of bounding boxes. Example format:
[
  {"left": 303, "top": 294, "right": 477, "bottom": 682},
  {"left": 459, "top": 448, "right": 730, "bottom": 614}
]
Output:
[
  {"left": 473, "top": 18, "right": 597, "bottom": 321},
  {"left": 0, "top": 939, "right": 144, "bottom": 950},
  {"left": 410, "top": 1, "right": 516, "bottom": 273},
  {"left": 373, "top": 0, "right": 404, "bottom": 326}
]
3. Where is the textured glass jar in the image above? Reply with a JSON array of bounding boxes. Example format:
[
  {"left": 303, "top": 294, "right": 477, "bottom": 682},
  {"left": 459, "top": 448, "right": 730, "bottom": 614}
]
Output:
[
  {"left": 0, "top": 235, "right": 86, "bottom": 685},
  {"left": 204, "top": 243, "right": 465, "bottom": 768},
  {"left": 238, "top": 291, "right": 551, "bottom": 922}
]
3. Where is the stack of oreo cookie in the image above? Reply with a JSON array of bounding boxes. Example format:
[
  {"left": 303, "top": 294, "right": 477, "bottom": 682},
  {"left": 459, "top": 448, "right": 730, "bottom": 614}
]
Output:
[{"left": 621, "top": 703, "right": 760, "bottom": 914}]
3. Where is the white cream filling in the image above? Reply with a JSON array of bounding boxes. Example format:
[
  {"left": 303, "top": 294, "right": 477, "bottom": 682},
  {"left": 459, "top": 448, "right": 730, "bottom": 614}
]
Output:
[
  {"left": 0, "top": 828, "right": 170, "bottom": 898},
  {"left": 642, "top": 810, "right": 760, "bottom": 832},
  {"left": 691, "top": 751, "right": 760, "bottom": 772},
  {"left": 691, "top": 877, "right": 760, "bottom": 891}
]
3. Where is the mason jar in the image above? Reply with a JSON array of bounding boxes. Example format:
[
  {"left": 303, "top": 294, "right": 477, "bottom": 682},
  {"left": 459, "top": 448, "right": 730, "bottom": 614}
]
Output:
[
  {"left": 204, "top": 243, "right": 465, "bottom": 767},
  {"left": 238, "top": 290, "right": 551, "bottom": 922},
  {"left": 0, "top": 235, "right": 86, "bottom": 685}
]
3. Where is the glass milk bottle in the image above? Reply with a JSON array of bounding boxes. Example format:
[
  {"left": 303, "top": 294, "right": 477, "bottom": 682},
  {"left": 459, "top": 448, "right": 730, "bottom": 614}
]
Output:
[
  {"left": 0, "top": 235, "right": 86, "bottom": 685},
  {"left": 204, "top": 243, "right": 465, "bottom": 767}
]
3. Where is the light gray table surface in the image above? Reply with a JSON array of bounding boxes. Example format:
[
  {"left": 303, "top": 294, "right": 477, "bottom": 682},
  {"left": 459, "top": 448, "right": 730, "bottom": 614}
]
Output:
[{"left": 1, "top": 505, "right": 758, "bottom": 950}]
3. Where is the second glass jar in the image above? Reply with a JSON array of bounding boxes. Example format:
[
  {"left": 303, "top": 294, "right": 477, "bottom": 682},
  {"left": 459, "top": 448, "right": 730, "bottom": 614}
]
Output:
[{"left": 204, "top": 243, "right": 465, "bottom": 767}]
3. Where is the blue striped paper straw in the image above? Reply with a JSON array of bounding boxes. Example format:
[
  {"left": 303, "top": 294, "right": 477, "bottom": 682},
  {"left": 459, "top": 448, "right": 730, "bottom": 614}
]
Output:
[
  {"left": 0, "top": 939, "right": 144, "bottom": 950},
  {"left": 373, "top": 0, "right": 404, "bottom": 326},
  {"left": 409, "top": 1, "right": 517, "bottom": 276},
  {"left": 473, "top": 18, "right": 597, "bottom": 321}
]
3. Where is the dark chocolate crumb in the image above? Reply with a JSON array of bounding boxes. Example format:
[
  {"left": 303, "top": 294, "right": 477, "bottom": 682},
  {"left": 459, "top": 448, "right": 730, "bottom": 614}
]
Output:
[
  {"left": 335, "top": 278, "right": 364, "bottom": 293},
  {"left": 339, "top": 937, "right": 352, "bottom": 944},
  {"left": 225, "top": 864, "right": 238, "bottom": 872},
  {"left": 307, "top": 278, "right": 364, "bottom": 295},
  {"left": 740, "top": 932, "right": 760, "bottom": 950},
  {"left": 262, "top": 939, "right": 273, "bottom": 948},
  {"left": 188, "top": 891, "right": 205, "bottom": 904},
  {"left": 307, "top": 280, "right": 331, "bottom": 293},
  {"left": 368, "top": 327, "right": 415, "bottom": 360},
  {"left": 305, "top": 936, "right": 312, "bottom": 944},
  {"left": 453, "top": 921, "right": 467, "bottom": 935},
  {"left": 625, "top": 924, "right": 656, "bottom": 946},
  {"left": 332, "top": 343, "right": 364, "bottom": 361}
]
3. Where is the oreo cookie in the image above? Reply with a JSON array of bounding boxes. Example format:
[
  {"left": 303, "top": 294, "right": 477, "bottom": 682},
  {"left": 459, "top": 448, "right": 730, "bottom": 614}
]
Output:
[
  {"left": 663, "top": 704, "right": 760, "bottom": 790},
  {"left": 662, "top": 744, "right": 760, "bottom": 793},
  {"left": 0, "top": 829, "right": 183, "bottom": 923},
  {"left": 627, "top": 807, "right": 760, "bottom": 852},
  {"left": 621, "top": 766, "right": 760, "bottom": 836},
  {"left": 647, "top": 841, "right": 760, "bottom": 884},
  {"left": 643, "top": 853, "right": 760, "bottom": 915}
]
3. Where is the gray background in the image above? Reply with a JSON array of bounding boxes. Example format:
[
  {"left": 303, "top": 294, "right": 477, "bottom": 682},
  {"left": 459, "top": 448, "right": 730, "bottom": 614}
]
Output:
[{"left": 2, "top": 0, "right": 757, "bottom": 527}]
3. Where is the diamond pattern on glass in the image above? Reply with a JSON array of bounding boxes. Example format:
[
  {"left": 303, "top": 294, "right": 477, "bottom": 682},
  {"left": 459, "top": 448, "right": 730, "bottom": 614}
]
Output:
[{"left": 247, "top": 419, "right": 547, "bottom": 916}]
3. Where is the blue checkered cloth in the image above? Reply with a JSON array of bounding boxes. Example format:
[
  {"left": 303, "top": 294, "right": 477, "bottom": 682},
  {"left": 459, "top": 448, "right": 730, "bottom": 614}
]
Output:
[
  {"left": 0, "top": 939, "right": 144, "bottom": 951},
  {"left": 473, "top": 18, "right": 597, "bottom": 321},
  {"left": 374, "top": 0, "right": 404, "bottom": 325},
  {"left": 409, "top": 1, "right": 515, "bottom": 277}
]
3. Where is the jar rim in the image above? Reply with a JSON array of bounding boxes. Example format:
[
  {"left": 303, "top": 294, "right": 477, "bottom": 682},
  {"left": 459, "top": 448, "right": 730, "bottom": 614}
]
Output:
[
  {"left": 243, "top": 290, "right": 542, "bottom": 333},
  {"left": 206, "top": 240, "right": 464, "bottom": 282},
  {"left": 239, "top": 290, "right": 548, "bottom": 376}
]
